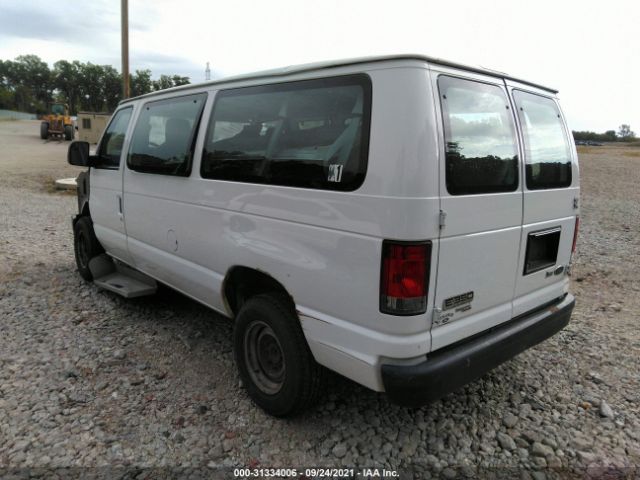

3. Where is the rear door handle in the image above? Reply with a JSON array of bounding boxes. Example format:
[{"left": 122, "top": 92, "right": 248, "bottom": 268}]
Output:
[{"left": 117, "top": 195, "right": 123, "bottom": 220}]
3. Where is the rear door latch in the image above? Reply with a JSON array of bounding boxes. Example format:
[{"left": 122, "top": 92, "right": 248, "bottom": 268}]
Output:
[{"left": 439, "top": 210, "right": 447, "bottom": 229}]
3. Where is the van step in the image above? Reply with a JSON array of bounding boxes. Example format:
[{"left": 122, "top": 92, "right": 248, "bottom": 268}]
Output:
[{"left": 89, "top": 254, "right": 157, "bottom": 298}]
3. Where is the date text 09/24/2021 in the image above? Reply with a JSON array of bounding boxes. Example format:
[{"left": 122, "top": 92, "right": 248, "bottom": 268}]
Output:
[{"left": 233, "top": 467, "right": 400, "bottom": 478}]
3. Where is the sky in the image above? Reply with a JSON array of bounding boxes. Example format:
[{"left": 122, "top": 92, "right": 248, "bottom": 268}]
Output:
[{"left": 1, "top": 0, "right": 638, "bottom": 132}]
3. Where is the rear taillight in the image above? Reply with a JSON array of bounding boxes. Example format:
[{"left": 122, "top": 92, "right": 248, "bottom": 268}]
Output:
[
  {"left": 572, "top": 216, "right": 580, "bottom": 254},
  {"left": 380, "top": 241, "right": 432, "bottom": 315}
]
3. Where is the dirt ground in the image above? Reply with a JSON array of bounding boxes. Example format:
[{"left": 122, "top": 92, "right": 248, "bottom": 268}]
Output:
[{"left": 0, "top": 119, "right": 639, "bottom": 478}]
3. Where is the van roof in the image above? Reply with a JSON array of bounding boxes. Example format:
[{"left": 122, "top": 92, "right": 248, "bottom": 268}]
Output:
[{"left": 119, "top": 54, "right": 558, "bottom": 105}]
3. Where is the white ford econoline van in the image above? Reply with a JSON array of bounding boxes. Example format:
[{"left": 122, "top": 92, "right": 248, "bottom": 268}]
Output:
[{"left": 68, "top": 55, "right": 579, "bottom": 416}]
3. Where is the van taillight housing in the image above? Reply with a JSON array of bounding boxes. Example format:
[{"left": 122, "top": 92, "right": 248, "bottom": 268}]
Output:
[
  {"left": 380, "top": 241, "right": 432, "bottom": 315},
  {"left": 572, "top": 216, "right": 580, "bottom": 254}
]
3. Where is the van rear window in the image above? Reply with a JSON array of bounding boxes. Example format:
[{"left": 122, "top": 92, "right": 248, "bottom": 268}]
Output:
[
  {"left": 513, "top": 91, "right": 572, "bottom": 190},
  {"left": 438, "top": 76, "right": 519, "bottom": 195},
  {"left": 201, "top": 75, "right": 372, "bottom": 191}
]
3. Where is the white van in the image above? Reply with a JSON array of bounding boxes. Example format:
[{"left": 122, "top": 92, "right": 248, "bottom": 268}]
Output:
[{"left": 68, "top": 55, "right": 579, "bottom": 416}]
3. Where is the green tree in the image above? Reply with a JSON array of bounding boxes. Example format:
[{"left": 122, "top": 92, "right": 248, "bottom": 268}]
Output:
[
  {"left": 53, "top": 60, "right": 82, "bottom": 114},
  {"left": 172, "top": 75, "right": 190, "bottom": 87},
  {"left": 130, "top": 69, "right": 152, "bottom": 97},
  {"left": 604, "top": 130, "right": 617, "bottom": 141},
  {"left": 1, "top": 54, "right": 191, "bottom": 113},
  {"left": 0, "top": 59, "right": 14, "bottom": 109},
  {"left": 617, "top": 124, "right": 636, "bottom": 140},
  {"left": 102, "top": 65, "right": 122, "bottom": 111},
  {"left": 13, "top": 55, "right": 52, "bottom": 112},
  {"left": 78, "top": 63, "right": 106, "bottom": 111}
]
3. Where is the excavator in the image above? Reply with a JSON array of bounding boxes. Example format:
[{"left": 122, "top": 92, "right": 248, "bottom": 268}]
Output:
[{"left": 40, "top": 103, "right": 74, "bottom": 141}]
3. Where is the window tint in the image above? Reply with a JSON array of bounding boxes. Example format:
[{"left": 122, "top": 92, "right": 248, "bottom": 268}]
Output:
[
  {"left": 96, "top": 107, "right": 132, "bottom": 168},
  {"left": 128, "top": 93, "right": 207, "bottom": 176},
  {"left": 201, "top": 75, "right": 372, "bottom": 191},
  {"left": 438, "top": 76, "right": 519, "bottom": 195},
  {"left": 513, "top": 91, "right": 572, "bottom": 189}
]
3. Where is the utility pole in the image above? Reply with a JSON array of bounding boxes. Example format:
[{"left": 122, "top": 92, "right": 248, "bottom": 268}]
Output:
[{"left": 121, "top": 0, "right": 130, "bottom": 98}]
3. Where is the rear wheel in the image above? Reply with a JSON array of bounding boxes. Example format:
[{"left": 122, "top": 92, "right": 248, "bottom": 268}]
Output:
[
  {"left": 73, "top": 216, "right": 104, "bottom": 281},
  {"left": 40, "top": 122, "right": 49, "bottom": 139},
  {"left": 234, "top": 294, "right": 324, "bottom": 417},
  {"left": 64, "top": 124, "right": 74, "bottom": 141}
]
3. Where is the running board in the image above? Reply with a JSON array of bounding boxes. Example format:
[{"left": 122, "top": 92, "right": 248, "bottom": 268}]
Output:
[{"left": 89, "top": 254, "right": 157, "bottom": 298}]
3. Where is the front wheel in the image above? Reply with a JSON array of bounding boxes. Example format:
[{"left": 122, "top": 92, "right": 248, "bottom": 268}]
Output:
[
  {"left": 64, "top": 124, "right": 74, "bottom": 141},
  {"left": 234, "top": 294, "right": 325, "bottom": 417},
  {"left": 73, "top": 216, "right": 104, "bottom": 281},
  {"left": 40, "top": 122, "right": 49, "bottom": 139}
]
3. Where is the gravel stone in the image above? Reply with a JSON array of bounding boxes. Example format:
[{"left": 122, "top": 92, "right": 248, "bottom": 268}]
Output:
[
  {"left": 112, "top": 349, "right": 126, "bottom": 360},
  {"left": 0, "top": 123, "right": 639, "bottom": 473},
  {"left": 332, "top": 443, "right": 347, "bottom": 458},
  {"left": 599, "top": 400, "right": 615, "bottom": 418},
  {"left": 496, "top": 432, "right": 516, "bottom": 451},
  {"left": 531, "top": 442, "right": 554, "bottom": 458},
  {"left": 502, "top": 412, "right": 518, "bottom": 428}
]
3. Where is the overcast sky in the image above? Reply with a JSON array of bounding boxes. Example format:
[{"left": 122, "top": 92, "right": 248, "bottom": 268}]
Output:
[{"left": 1, "top": 0, "right": 638, "bottom": 132}]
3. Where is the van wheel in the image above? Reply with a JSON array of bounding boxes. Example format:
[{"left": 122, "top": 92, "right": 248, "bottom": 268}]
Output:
[
  {"left": 73, "top": 216, "right": 104, "bottom": 281},
  {"left": 40, "top": 122, "right": 49, "bottom": 139},
  {"left": 64, "top": 125, "right": 74, "bottom": 141},
  {"left": 234, "top": 294, "right": 324, "bottom": 417}
]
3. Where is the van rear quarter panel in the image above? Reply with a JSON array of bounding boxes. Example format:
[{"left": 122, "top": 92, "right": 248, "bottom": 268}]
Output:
[{"left": 203, "top": 65, "right": 441, "bottom": 337}]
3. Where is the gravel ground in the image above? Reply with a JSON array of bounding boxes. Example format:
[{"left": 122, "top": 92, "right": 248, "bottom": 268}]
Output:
[{"left": 0, "top": 121, "right": 639, "bottom": 479}]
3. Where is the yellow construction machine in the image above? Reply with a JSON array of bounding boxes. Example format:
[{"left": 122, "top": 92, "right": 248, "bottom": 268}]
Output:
[{"left": 40, "top": 103, "right": 75, "bottom": 140}]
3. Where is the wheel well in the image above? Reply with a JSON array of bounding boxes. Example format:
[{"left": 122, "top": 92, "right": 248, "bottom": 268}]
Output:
[{"left": 223, "top": 267, "right": 293, "bottom": 317}]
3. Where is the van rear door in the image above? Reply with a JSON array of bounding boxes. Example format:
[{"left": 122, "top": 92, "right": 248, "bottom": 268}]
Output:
[
  {"left": 507, "top": 85, "right": 579, "bottom": 317},
  {"left": 429, "top": 69, "right": 523, "bottom": 351}
]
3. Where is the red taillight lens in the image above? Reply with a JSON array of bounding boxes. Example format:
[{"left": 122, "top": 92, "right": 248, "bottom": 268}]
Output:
[
  {"left": 572, "top": 216, "right": 579, "bottom": 253},
  {"left": 380, "top": 241, "right": 432, "bottom": 315}
]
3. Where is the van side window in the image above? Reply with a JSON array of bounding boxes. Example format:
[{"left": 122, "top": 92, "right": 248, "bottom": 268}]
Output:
[
  {"left": 127, "top": 93, "right": 207, "bottom": 176},
  {"left": 513, "top": 91, "right": 572, "bottom": 189},
  {"left": 201, "top": 75, "right": 372, "bottom": 191},
  {"left": 438, "top": 76, "right": 519, "bottom": 195},
  {"left": 96, "top": 107, "right": 132, "bottom": 169}
]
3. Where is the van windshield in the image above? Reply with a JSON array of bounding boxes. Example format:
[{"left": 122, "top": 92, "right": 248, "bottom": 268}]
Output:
[{"left": 513, "top": 91, "right": 572, "bottom": 189}]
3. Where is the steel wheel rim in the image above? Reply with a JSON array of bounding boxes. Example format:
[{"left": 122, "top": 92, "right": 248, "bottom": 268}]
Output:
[{"left": 244, "top": 320, "right": 285, "bottom": 395}]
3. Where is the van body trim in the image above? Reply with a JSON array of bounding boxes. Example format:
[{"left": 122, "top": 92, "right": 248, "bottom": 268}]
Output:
[
  {"left": 380, "top": 293, "right": 574, "bottom": 406},
  {"left": 118, "top": 54, "right": 557, "bottom": 106}
]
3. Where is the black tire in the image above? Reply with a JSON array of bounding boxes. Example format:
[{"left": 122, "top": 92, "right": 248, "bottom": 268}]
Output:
[
  {"left": 73, "top": 216, "right": 104, "bottom": 281},
  {"left": 64, "top": 124, "right": 74, "bottom": 141},
  {"left": 40, "top": 122, "right": 49, "bottom": 139},
  {"left": 234, "top": 294, "right": 325, "bottom": 417}
]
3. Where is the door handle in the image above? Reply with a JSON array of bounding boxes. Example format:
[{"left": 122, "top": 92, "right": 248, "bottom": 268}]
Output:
[{"left": 117, "top": 195, "right": 123, "bottom": 220}]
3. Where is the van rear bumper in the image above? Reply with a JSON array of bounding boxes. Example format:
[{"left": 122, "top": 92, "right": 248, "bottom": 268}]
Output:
[{"left": 381, "top": 294, "right": 575, "bottom": 407}]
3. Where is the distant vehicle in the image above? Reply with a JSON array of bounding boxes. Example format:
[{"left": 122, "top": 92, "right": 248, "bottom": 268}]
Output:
[
  {"left": 66, "top": 54, "right": 579, "bottom": 416},
  {"left": 586, "top": 141, "right": 603, "bottom": 146},
  {"left": 574, "top": 140, "right": 587, "bottom": 146},
  {"left": 40, "top": 103, "right": 74, "bottom": 141}
]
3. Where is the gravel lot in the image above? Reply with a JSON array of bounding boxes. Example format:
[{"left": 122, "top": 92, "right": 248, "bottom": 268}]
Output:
[{"left": 1, "top": 120, "right": 639, "bottom": 478}]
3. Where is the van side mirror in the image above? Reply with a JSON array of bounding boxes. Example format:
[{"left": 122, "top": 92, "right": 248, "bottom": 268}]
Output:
[{"left": 68, "top": 141, "right": 91, "bottom": 166}]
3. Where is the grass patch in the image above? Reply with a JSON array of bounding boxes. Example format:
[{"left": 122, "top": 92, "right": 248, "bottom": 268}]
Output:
[
  {"left": 622, "top": 151, "right": 640, "bottom": 158},
  {"left": 41, "top": 175, "right": 77, "bottom": 195}
]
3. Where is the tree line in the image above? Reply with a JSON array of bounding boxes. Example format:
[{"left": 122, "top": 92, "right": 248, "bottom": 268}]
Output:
[
  {"left": 572, "top": 124, "right": 636, "bottom": 142},
  {"left": 0, "top": 54, "right": 190, "bottom": 115}
]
